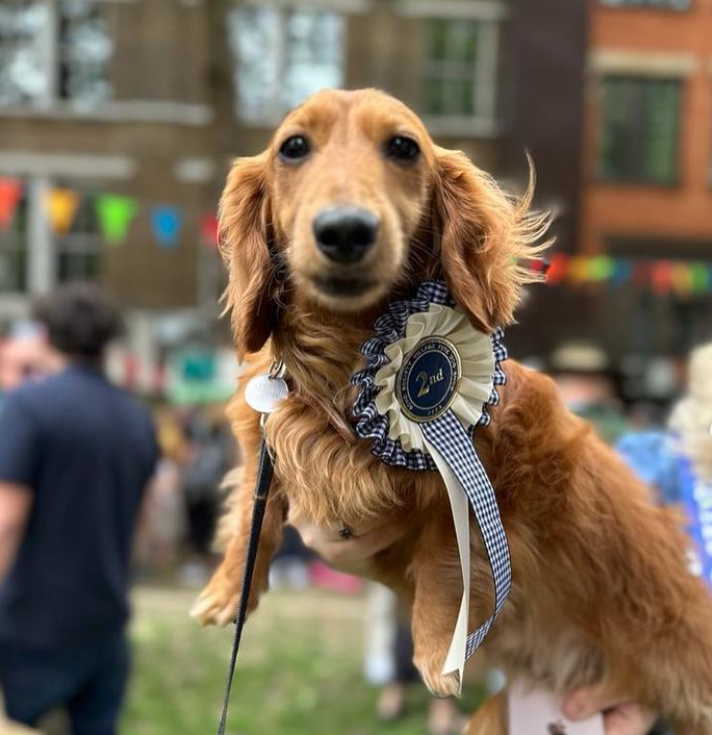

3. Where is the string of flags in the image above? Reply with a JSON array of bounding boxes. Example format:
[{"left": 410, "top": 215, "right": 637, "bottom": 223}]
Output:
[
  {"left": 2, "top": 177, "right": 711, "bottom": 297},
  {"left": 531, "top": 253, "right": 712, "bottom": 297},
  {"left": 0, "top": 177, "right": 219, "bottom": 251}
]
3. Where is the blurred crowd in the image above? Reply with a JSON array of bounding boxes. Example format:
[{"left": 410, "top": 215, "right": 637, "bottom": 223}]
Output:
[{"left": 0, "top": 313, "right": 237, "bottom": 586}]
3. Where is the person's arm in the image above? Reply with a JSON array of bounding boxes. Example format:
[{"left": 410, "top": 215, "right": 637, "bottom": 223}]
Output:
[
  {"left": 0, "top": 482, "right": 32, "bottom": 580},
  {"left": 562, "top": 685, "right": 658, "bottom": 735},
  {"left": 0, "top": 392, "right": 41, "bottom": 581}
]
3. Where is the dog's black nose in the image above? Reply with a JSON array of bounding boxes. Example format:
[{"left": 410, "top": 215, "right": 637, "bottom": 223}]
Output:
[{"left": 313, "top": 207, "right": 379, "bottom": 264}]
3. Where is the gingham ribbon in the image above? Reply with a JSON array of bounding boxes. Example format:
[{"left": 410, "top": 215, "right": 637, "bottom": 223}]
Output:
[
  {"left": 351, "top": 280, "right": 511, "bottom": 689},
  {"left": 422, "top": 411, "right": 511, "bottom": 667}
]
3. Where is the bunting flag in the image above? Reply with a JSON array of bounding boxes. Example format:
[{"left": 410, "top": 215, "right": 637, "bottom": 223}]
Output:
[
  {"left": 46, "top": 187, "right": 81, "bottom": 234},
  {"left": 0, "top": 178, "right": 23, "bottom": 230},
  {"left": 151, "top": 206, "right": 183, "bottom": 249},
  {"left": 200, "top": 213, "right": 219, "bottom": 250},
  {"left": 535, "top": 255, "right": 712, "bottom": 297},
  {"left": 95, "top": 194, "right": 138, "bottom": 246}
]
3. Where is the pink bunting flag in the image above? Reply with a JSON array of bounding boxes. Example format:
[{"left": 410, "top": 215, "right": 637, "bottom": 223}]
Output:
[{"left": 200, "top": 213, "right": 219, "bottom": 250}]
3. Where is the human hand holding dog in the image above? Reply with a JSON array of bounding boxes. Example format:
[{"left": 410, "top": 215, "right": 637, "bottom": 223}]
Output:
[{"left": 562, "top": 684, "right": 658, "bottom": 735}]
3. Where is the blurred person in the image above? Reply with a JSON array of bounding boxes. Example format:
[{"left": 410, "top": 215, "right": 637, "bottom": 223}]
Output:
[
  {"left": 135, "top": 407, "right": 187, "bottom": 576},
  {"left": 615, "top": 402, "right": 680, "bottom": 506},
  {"left": 549, "top": 341, "right": 629, "bottom": 444},
  {"left": 670, "top": 342, "right": 712, "bottom": 482},
  {"left": 0, "top": 321, "right": 56, "bottom": 395},
  {"left": 182, "top": 414, "right": 231, "bottom": 557},
  {"left": 0, "top": 283, "right": 159, "bottom": 735}
]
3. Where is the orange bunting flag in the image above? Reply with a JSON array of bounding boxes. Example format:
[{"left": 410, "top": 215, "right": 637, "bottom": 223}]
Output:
[
  {"left": 672, "top": 263, "right": 693, "bottom": 298},
  {"left": 0, "top": 178, "right": 23, "bottom": 230},
  {"left": 546, "top": 253, "right": 570, "bottom": 284},
  {"left": 46, "top": 187, "right": 81, "bottom": 234},
  {"left": 651, "top": 261, "right": 674, "bottom": 296}
]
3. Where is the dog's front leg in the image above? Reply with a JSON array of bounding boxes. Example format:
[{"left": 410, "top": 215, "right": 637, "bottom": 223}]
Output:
[
  {"left": 411, "top": 511, "right": 469, "bottom": 698},
  {"left": 191, "top": 457, "right": 284, "bottom": 627}
]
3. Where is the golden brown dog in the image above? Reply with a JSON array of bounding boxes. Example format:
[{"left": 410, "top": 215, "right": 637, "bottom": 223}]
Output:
[{"left": 192, "top": 89, "right": 712, "bottom": 734}]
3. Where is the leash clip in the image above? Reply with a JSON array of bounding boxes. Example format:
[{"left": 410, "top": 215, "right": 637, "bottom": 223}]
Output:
[{"left": 268, "top": 359, "right": 286, "bottom": 380}]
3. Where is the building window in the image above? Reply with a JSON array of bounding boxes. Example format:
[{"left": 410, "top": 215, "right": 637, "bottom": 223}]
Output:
[
  {"left": 228, "top": 5, "right": 345, "bottom": 124},
  {"left": 422, "top": 18, "right": 499, "bottom": 125},
  {"left": 599, "top": 77, "right": 682, "bottom": 185},
  {"left": 0, "top": 1, "right": 113, "bottom": 109},
  {"left": 57, "top": 1, "right": 114, "bottom": 106},
  {"left": 600, "top": 0, "right": 690, "bottom": 9},
  {"left": 0, "top": 188, "right": 28, "bottom": 292},
  {"left": 56, "top": 193, "right": 102, "bottom": 282},
  {"left": 0, "top": 181, "right": 103, "bottom": 295}
]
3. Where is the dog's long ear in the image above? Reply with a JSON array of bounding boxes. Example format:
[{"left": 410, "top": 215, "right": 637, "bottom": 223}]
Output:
[
  {"left": 431, "top": 147, "right": 551, "bottom": 332},
  {"left": 219, "top": 153, "right": 276, "bottom": 360}
]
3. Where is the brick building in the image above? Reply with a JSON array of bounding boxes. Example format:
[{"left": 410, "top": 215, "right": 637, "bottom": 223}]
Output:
[
  {"left": 577, "top": 0, "right": 712, "bottom": 361},
  {"left": 0, "top": 0, "right": 586, "bottom": 383}
]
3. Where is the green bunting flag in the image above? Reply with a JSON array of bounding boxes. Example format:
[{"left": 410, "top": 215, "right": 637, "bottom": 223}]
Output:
[{"left": 95, "top": 194, "right": 138, "bottom": 246}]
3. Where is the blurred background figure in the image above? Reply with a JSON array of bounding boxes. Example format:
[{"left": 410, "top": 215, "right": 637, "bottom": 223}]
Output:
[
  {"left": 549, "top": 341, "right": 629, "bottom": 444},
  {"left": 670, "top": 343, "right": 712, "bottom": 483},
  {"left": 668, "top": 342, "right": 712, "bottom": 592},
  {"left": 0, "top": 320, "right": 54, "bottom": 395},
  {"left": 0, "top": 283, "right": 158, "bottom": 735},
  {"left": 135, "top": 406, "right": 187, "bottom": 578},
  {"left": 615, "top": 401, "right": 681, "bottom": 506},
  {"left": 179, "top": 410, "right": 232, "bottom": 586}
]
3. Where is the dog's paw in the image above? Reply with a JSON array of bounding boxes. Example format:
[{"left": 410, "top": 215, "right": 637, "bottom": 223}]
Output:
[
  {"left": 414, "top": 652, "right": 461, "bottom": 698},
  {"left": 190, "top": 573, "right": 241, "bottom": 627}
]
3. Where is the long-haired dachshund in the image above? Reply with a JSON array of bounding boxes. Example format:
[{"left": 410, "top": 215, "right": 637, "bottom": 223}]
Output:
[{"left": 192, "top": 89, "right": 712, "bottom": 734}]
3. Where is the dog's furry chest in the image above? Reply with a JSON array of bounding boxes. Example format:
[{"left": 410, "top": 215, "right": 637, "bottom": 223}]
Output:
[{"left": 266, "top": 397, "right": 413, "bottom": 536}]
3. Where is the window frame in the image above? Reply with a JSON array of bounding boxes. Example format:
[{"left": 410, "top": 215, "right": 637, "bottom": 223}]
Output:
[
  {"left": 228, "top": 3, "right": 347, "bottom": 126},
  {"left": 0, "top": 176, "right": 109, "bottom": 296},
  {"left": 0, "top": 0, "right": 114, "bottom": 112},
  {"left": 419, "top": 17, "right": 500, "bottom": 135},
  {"left": 54, "top": 191, "right": 104, "bottom": 283},
  {"left": 597, "top": 75, "right": 684, "bottom": 187}
]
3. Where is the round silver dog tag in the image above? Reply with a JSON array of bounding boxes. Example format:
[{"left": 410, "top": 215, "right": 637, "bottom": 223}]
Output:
[{"left": 245, "top": 374, "right": 289, "bottom": 414}]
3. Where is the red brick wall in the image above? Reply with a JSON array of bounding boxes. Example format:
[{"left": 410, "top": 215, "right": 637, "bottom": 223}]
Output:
[{"left": 581, "top": 0, "right": 712, "bottom": 254}]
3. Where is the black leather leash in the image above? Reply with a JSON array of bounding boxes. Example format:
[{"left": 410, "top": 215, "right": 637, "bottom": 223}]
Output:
[{"left": 215, "top": 436, "right": 274, "bottom": 735}]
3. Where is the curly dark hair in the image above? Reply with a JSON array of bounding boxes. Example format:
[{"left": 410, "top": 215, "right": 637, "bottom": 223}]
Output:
[{"left": 33, "top": 282, "right": 124, "bottom": 360}]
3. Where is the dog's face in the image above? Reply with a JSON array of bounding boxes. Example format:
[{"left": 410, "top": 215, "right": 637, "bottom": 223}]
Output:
[
  {"left": 220, "top": 88, "right": 547, "bottom": 358},
  {"left": 268, "top": 90, "right": 434, "bottom": 312}
]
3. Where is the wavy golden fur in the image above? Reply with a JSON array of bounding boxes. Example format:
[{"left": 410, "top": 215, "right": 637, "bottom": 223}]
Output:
[{"left": 193, "top": 89, "right": 712, "bottom": 734}]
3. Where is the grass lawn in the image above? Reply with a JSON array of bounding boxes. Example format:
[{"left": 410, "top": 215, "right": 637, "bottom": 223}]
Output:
[{"left": 122, "top": 586, "right": 486, "bottom": 735}]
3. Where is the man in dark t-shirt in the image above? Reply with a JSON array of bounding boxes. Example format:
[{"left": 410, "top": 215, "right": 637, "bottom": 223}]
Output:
[{"left": 0, "top": 284, "right": 158, "bottom": 735}]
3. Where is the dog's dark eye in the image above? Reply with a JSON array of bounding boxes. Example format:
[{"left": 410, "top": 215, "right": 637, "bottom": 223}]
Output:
[
  {"left": 384, "top": 136, "right": 420, "bottom": 163},
  {"left": 279, "top": 135, "right": 310, "bottom": 162}
]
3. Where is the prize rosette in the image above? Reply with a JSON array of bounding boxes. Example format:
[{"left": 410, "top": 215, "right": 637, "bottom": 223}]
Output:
[{"left": 351, "top": 280, "right": 511, "bottom": 688}]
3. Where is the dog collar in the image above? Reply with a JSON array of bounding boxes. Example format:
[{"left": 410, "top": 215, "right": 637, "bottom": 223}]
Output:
[{"left": 351, "top": 280, "right": 511, "bottom": 689}]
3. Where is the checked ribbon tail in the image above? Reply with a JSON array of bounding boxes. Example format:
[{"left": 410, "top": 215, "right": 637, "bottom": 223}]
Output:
[{"left": 421, "top": 411, "right": 512, "bottom": 687}]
